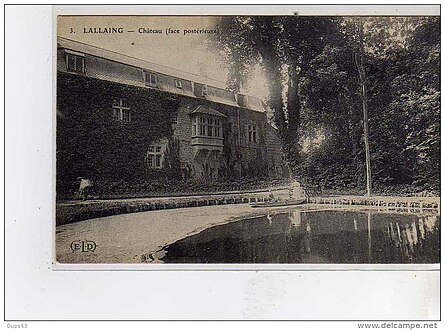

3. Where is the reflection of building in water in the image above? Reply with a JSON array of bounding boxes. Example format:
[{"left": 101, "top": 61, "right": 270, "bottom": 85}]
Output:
[
  {"left": 418, "top": 218, "right": 425, "bottom": 240},
  {"left": 384, "top": 215, "right": 439, "bottom": 261},
  {"left": 286, "top": 211, "right": 439, "bottom": 264},
  {"left": 424, "top": 216, "right": 437, "bottom": 233},
  {"left": 303, "top": 220, "right": 312, "bottom": 254},
  {"left": 267, "top": 212, "right": 273, "bottom": 226},
  {"left": 289, "top": 210, "right": 302, "bottom": 228},
  {"left": 161, "top": 210, "right": 440, "bottom": 264},
  {"left": 410, "top": 220, "right": 418, "bottom": 246}
]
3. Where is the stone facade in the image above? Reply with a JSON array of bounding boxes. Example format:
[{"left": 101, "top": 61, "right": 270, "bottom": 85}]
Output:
[{"left": 57, "top": 37, "right": 285, "bottom": 182}]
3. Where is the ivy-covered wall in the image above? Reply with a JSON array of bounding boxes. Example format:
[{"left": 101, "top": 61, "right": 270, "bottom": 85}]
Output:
[
  {"left": 57, "top": 71, "right": 287, "bottom": 199},
  {"left": 56, "top": 73, "right": 180, "bottom": 196}
]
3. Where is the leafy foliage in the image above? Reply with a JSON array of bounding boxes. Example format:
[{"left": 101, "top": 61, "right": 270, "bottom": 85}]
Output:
[
  {"left": 212, "top": 16, "right": 440, "bottom": 195},
  {"left": 210, "top": 16, "right": 340, "bottom": 166},
  {"left": 56, "top": 74, "right": 180, "bottom": 196}
]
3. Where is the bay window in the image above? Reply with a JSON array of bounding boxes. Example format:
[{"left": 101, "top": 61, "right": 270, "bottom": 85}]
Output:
[{"left": 192, "top": 115, "right": 222, "bottom": 138}]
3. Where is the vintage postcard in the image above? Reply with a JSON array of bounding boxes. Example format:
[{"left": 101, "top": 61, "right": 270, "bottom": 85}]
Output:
[
  {"left": 55, "top": 12, "right": 440, "bottom": 268},
  {"left": 4, "top": 4, "right": 441, "bottom": 323}
]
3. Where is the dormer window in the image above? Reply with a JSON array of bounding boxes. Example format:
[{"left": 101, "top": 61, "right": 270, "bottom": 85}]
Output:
[
  {"left": 144, "top": 71, "right": 158, "bottom": 86},
  {"left": 175, "top": 79, "right": 183, "bottom": 89},
  {"left": 194, "top": 83, "right": 208, "bottom": 97},
  {"left": 66, "top": 52, "right": 85, "bottom": 74}
]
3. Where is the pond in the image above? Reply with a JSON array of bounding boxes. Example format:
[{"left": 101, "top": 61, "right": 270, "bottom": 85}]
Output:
[{"left": 157, "top": 210, "right": 440, "bottom": 264}]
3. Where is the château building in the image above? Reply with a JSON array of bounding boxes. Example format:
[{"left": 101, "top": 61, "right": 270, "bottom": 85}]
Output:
[{"left": 56, "top": 37, "right": 285, "bottom": 185}]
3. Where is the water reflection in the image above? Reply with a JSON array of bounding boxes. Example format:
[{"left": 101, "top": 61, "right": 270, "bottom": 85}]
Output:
[{"left": 159, "top": 210, "right": 440, "bottom": 264}]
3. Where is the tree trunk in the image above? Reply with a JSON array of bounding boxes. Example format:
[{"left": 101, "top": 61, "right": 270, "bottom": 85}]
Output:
[
  {"left": 354, "top": 20, "right": 372, "bottom": 197},
  {"left": 361, "top": 71, "right": 372, "bottom": 197}
]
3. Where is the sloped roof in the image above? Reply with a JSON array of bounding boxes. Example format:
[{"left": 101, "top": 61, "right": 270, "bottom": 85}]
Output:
[
  {"left": 58, "top": 37, "right": 230, "bottom": 90},
  {"left": 158, "top": 83, "right": 196, "bottom": 98},
  {"left": 206, "top": 94, "right": 239, "bottom": 108},
  {"left": 245, "top": 96, "right": 267, "bottom": 112},
  {"left": 190, "top": 105, "right": 227, "bottom": 118},
  {"left": 57, "top": 37, "right": 267, "bottom": 113}
]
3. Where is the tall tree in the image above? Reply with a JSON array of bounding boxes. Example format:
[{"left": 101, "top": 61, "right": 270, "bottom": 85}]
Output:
[
  {"left": 352, "top": 18, "right": 372, "bottom": 196},
  {"left": 210, "top": 16, "right": 340, "bottom": 170},
  {"left": 210, "top": 16, "right": 440, "bottom": 195},
  {"left": 340, "top": 17, "right": 426, "bottom": 195}
]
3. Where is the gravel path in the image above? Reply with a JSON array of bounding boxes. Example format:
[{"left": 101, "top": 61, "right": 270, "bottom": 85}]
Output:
[{"left": 56, "top": 204, "right": 266, "bottom": 264}]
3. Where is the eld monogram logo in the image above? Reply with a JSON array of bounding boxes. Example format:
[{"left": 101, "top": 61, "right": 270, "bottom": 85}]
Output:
[{"left": 70, "top": 240, "right": 97, "bottom": 253}]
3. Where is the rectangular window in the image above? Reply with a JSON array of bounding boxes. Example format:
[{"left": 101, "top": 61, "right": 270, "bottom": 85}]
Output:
[
  {"left": 122, "top": 109, "right": 131, "bottom": 122},
  {"left": 200, "top": 124, "right": 206, "bottom": 136},
  {"left": 144, "top": 71, "right": 158, "bottom": 86},
  {"left": 146, "top": 145, "right": 163, "bottom": 169},
  {"left": 198, "top": 116, "right": 206, "bottom": 136},
  {"left": 111, "top": 98, "right": 131, "bottom": 122},
  {"left": 247, "top": 124, "right": 258, "bottom": 143},
  {"left": 193, "top": 115, "right": 222, "bottom": 138},
  {"left": 111, "top": 108, "right": 120, "bottom": 121},
  {"left": 147, "top": 154, "right": 154, "bottom": 168},
  {"left": 66, "top": 53, "right": 85, "bottom": 74},
  {"left": 192, "top": 117, "right": 197, "bottom": 136},
  {"left": 67, "top": 55, "right": 75, "bottom": 71}
]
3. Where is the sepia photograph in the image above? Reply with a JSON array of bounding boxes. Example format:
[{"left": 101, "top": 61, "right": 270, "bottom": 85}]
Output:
[
  {"left": 55, "top": 14, "right": 440, "bottom": 265},
  {"left": 4, "top": 4, "right": 441, "bottom": 323}
]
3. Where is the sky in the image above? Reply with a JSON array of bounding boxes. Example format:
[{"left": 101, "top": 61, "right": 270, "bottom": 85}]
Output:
[{"left": 58, "top": 16, "right": 268, "bottom": 99}]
